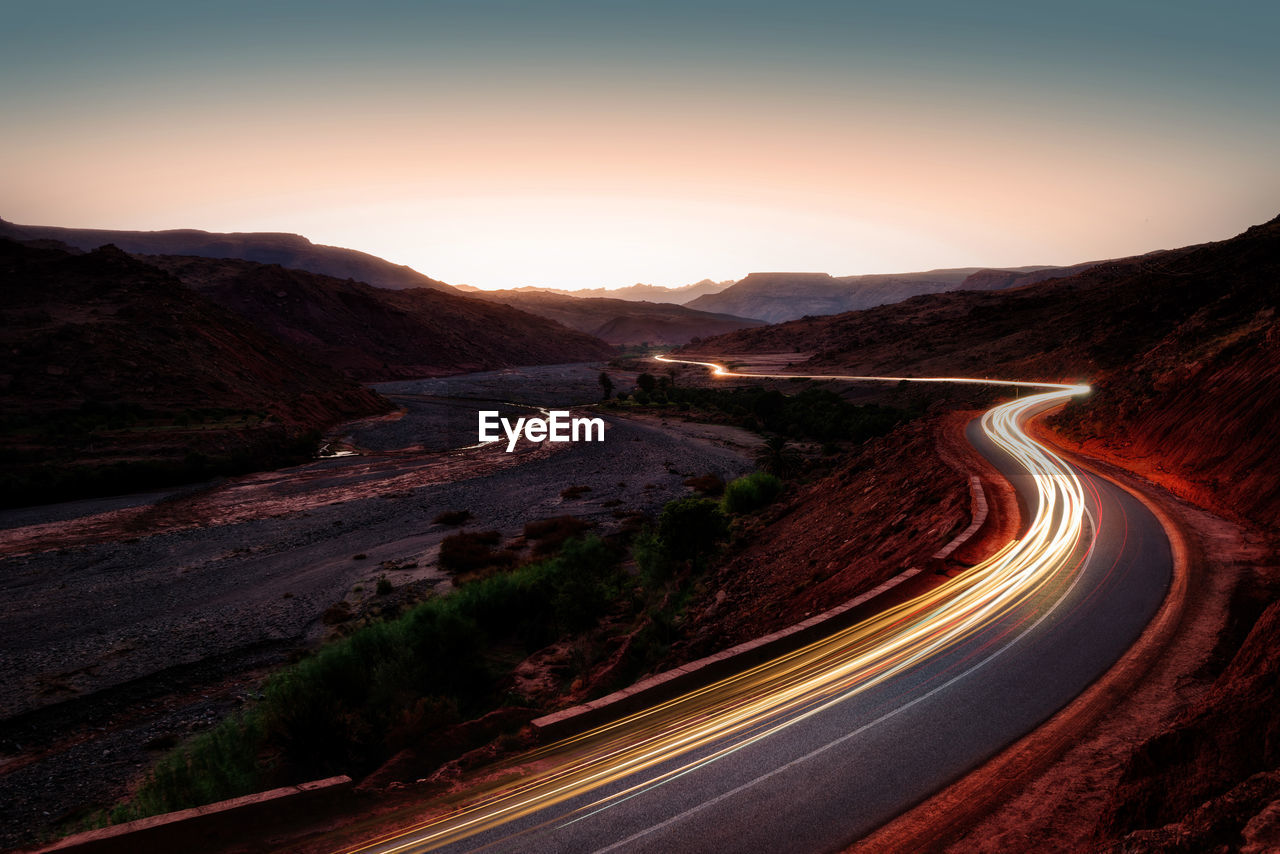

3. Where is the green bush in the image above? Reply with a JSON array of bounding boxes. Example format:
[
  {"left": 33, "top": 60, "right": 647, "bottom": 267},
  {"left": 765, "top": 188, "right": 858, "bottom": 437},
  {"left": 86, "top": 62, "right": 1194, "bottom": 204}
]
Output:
[
  {"left": 658, "top": 498, "right": 728, "bottom": 561},
  {"left": 123, "top": 713, "right": 268, "bottom": 821},
  {"left": 721, "top": 471, "right": 783, "bottom": 515}
]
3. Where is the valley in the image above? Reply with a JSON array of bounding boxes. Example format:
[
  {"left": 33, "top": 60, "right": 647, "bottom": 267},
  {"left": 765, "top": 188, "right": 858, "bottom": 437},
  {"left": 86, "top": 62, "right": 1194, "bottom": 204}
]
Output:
[{"left": 0, "top": 363, "right": 756, "bottom": 849}]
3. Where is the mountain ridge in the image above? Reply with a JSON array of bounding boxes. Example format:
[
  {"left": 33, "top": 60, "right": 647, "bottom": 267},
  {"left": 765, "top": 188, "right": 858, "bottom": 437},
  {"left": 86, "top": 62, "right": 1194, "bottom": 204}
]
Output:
[
  {"left": 465, "top": 288, "right": 764, "bottom": 346},
  {"left": 139, "top": 254, "right": 616, "bottom": 380},
  {"left": 0, "top": 217, "right": 453, "bottom": 293},
  {"left": 0, "top": 238, "right": 392, "bottom": 506},
  {"left": 684, "top": 264, "right": 1104, "bottom": 323},
  {"left": 456, "top": 279, "right": 731, "bottom": 304}
]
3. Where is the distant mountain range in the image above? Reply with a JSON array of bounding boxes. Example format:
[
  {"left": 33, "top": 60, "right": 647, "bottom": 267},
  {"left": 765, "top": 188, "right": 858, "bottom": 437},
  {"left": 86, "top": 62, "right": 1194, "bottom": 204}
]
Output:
[
  {"left": 684, "top": 263, "right": 1104, "bottom": 323},
  {"left": 456, "top": 280, "right": 732, "bottom": 304},
  {"left": 0, "top": 217, "right": 454, "bottom": 292},
  {"left": 2, "top": 217, "right": 1112, "bottom": 330},
  {"left": 464, "top": 288, "right": 763, "bottom": 346}
]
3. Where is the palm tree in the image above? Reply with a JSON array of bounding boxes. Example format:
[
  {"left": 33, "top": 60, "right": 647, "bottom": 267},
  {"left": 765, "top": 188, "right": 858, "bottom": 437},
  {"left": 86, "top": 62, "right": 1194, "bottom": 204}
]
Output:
[{"left": 755, "top": 435, "right": 801, "bottom": 478}]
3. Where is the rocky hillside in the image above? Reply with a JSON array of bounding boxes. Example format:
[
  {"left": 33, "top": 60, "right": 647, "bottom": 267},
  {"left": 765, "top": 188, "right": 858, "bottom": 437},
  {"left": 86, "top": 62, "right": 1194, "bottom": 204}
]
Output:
[
  {"left": 682, "top": 213, "right": 1280, "bottom": 848},
  {"left": 140, "top": 255, "right": 615, "bottom": 380},
  {"left": 0, "top": 239, "right": 391, "bottom": 506},
  {"left": 465, "top": 288, "right": 764, "bottom": 346},
  {"left": 0, "top": 217, "right": 452, "bottom": 292},
  {"left": 684, "top": 265, "right": 1093, "bottom": 323},
  {"left": 686, "top": 217, "right": 1280, "bottom": 526},
  {"left": 666, "top": 416, "right": 971, "bottom": 661}
]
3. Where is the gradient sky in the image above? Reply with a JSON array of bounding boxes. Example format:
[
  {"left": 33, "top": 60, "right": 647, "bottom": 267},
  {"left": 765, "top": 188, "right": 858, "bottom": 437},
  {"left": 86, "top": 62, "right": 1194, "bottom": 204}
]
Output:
[{"left": 3, "top": 1, "right": 1278, "bottom": 290}]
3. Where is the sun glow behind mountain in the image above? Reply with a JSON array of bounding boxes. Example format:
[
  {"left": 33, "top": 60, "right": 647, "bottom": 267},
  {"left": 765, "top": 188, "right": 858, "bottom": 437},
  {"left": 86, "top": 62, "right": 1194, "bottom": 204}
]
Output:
[{"left": 3, "top": 1, "right": 1278, "bottom": 289}]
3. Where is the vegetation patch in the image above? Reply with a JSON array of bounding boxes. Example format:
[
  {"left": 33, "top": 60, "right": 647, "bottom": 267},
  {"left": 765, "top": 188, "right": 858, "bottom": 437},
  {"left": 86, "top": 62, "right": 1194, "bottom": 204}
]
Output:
[
  {"left": 683, "top": 473, "right": 725, "bottom": 496},
  {"left": 607, "top": 383, "right": 912, "bottom": 445},
  {"left": 722, "top": 472, "right": 783, "bottom": 515},
  {"left": 523, "top": 515, "right": 595, "bottom": 555},
  {"left": 118, "top": 536, "right": 627, "bottom": 821},
  {"left": 433, "top": 509, "right": 472, "bottom": 526},
  {"left": 438, "top": 530, "right": 516, "bottom": 574}
]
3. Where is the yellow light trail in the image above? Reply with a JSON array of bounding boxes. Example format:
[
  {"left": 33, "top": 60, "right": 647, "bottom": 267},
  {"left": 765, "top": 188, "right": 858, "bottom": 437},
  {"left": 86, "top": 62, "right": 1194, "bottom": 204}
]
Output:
[{"left": 345, "top": 358, "right": 1092, "bottom": 854}]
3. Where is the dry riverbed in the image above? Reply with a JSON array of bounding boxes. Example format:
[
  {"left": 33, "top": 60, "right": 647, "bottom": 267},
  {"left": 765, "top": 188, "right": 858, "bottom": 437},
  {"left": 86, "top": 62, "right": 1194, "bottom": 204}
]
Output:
[{"left": 0, "top": 363, "right": 753, "bottom": 850}]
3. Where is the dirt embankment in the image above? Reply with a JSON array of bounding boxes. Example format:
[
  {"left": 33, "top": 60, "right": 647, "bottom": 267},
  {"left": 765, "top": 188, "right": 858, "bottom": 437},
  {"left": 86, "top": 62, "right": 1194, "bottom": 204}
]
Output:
[
  {"left": 934, "top": 426, "right": 1280, "bottom": 854},
  {"left": 1052, "top": 314, "right": 1280, "bottom": 530}
]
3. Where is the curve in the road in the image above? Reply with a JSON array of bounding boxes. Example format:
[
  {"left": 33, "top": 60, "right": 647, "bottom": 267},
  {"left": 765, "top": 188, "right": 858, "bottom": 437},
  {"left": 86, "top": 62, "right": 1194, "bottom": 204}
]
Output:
[{"left": 343, "top": 357, "right": 1169, "bottom": 854}]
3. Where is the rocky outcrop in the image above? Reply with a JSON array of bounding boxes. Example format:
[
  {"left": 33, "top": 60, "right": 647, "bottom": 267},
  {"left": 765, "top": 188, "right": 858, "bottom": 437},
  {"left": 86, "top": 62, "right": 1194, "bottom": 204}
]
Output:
[{"left": 1101, "top": 595, "right": 1280, "bottom": 850}]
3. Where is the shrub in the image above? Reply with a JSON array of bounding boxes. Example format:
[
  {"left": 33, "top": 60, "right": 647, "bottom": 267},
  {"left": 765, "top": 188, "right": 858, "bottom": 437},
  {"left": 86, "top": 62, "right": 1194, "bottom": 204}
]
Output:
[
  {"left": 376, "top": 576, "right": 394, "bottom": 595},
  {"left": 633, "top": 527, "right": 669, "bottom": 586},
  {"left": 433, "top": 509, "right": 472, "bottom": 526},
  {"left": 656, "top": 497, "right": 729, "bottom": 570},
  {"left": 438, "top": 530, "right": 512, "bottom": 574},
  {"left": 322, "top": 601, "right": 352, "bottom": 625},
  {"left": 683, "top": 474, "right": 725, "bottom": 496},
  {"left": 523, "top": 515, "right": 594, "bottom": 555},
  {"left": 754, "top": 435, "right": 801, "bottom": 478},
  {"left": 722, "top": 472, "right": 783, "bottom": 515}
]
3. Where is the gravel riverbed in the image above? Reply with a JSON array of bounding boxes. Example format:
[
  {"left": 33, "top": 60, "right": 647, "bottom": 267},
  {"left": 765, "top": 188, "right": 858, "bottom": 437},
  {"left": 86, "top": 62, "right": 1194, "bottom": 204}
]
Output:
[{"left": 0, "top": 363, "right": 754, "bottom": 849}]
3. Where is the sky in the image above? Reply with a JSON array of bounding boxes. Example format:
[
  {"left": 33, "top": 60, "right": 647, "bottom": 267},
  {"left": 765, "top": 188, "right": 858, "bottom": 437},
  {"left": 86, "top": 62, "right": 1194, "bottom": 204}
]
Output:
[{"left": 2, "top": 1, "right": 1278, "bottom": 290}]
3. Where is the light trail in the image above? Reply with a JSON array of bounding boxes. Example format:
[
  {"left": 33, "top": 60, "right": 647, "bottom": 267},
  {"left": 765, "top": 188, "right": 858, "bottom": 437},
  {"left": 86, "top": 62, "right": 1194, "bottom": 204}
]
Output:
[
  {"left": 652, "top": 353, "right": 1090, "bottom": 394},
  {"left": 345, "top": 357, "right": 1091, "bottom": 854}
]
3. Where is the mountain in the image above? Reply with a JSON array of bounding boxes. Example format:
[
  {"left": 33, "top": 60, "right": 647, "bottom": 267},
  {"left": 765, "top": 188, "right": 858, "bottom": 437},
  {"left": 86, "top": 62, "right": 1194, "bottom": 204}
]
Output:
[
  {"left": 456, "top": 279, "right": 731, "bottom": 304},
  {"left": 0, "top": 217, "right": 453, "bottom": 292},
  {"left": 464, "top": 288, "right": 764, "bottom": 346},
  {"left": 954, "top": 260, "right": 1104, "bottom": 292},
  {"left": 684, "top": 265, "right": 1098, "bottom": 323},
  {"left": 0, "top": 239, "right": 391, "bottom": 506},
  {"left": 141, "top": 255, "right": 616, "bottom": 380},
  {"left": 553, "top": 279, "right": 732, "bottom": 303}
]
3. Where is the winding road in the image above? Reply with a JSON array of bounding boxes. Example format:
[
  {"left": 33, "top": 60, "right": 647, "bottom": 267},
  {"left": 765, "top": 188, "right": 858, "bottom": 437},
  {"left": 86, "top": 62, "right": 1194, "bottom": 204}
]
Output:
[{"left": 343, "top": 357, "right": 1172, "bottom": 854}]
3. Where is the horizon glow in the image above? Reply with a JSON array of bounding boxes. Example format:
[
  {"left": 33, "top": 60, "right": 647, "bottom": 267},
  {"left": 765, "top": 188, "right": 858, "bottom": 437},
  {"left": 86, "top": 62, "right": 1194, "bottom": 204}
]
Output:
[{"left": 2, "top": 1, "right": 1278, "bottom": 290}]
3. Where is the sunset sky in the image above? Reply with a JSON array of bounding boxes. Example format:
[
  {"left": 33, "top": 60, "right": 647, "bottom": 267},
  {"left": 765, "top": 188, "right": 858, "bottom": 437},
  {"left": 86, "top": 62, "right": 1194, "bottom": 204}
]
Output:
[{"left": 3, "top": 1, "right": 1277, "bottom": 290}]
